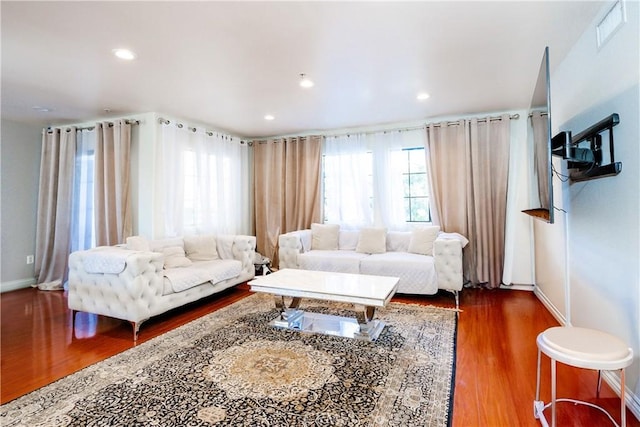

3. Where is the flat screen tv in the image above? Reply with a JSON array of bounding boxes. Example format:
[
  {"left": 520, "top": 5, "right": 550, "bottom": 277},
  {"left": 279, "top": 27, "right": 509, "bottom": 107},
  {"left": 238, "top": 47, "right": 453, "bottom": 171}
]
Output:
[{"left": 522, "top": 46, "right": 554, "bottom": 224}]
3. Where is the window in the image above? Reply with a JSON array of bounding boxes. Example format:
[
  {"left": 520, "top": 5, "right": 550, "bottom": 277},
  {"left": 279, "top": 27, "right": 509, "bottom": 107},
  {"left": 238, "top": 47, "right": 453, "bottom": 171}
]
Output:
[
  {"left": 159, "top": 123, "right": 250, "bottom": 237},
  {"left": 322, "top": 130, "right": 431, "bottom": 228},
  {"left": 400, "top": 148, "right": 431, "bottom": 222}
]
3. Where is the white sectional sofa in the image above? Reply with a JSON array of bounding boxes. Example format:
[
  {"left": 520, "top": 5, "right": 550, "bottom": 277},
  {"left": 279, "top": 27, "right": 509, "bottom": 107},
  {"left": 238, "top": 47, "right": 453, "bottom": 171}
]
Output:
[
  {"left": 68, "top": 234, "right": 256, "bottom": 340},
  {"left": 279, "top": 225, "right": 468, "bottom": 309}
]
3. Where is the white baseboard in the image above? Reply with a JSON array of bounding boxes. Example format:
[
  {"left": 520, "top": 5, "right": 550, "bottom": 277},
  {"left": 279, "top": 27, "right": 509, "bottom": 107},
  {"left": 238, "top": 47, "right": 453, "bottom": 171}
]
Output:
[
  {"left": 500, "top": 283, "right": 535, "bottom": 291},
  {"left": 1, "top": 277, "right": 35, "bottom": 293},
  {"left": 602, "top": 371, "right": 640, "bottom": 422},
  {"left": 533, "top": 286, "right": 568, "bottom": 325},
  {"left": 533, "top": 286, "right": 640, "bottom": 422}
]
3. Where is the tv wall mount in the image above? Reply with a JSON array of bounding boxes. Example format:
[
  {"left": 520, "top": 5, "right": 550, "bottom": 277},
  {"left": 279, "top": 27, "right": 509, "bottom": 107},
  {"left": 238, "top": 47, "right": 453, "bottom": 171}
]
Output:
[{"left": 554, "top": 113, "right": 622, "bottom": 182}]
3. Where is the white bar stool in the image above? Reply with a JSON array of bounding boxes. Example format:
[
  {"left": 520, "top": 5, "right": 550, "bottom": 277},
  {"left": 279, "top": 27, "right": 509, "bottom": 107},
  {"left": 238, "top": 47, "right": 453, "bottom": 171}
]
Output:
[{"left": 534, "top": 326, "right": 633, "bottom": 427}]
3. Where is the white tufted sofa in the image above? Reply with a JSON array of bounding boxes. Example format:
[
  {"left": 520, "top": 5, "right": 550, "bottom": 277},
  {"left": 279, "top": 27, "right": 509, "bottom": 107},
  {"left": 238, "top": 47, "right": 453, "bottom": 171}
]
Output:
[
  {"left": 68, "top": 234, "right": 256, "bottom": 340},
  {"left": 279, "top": 228, "right": 467, "bottom": 309}
]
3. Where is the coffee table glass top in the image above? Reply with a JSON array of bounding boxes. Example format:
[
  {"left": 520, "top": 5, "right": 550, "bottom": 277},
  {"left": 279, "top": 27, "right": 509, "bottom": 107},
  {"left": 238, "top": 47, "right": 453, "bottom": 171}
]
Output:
[{"left": 249, "top": 268, "right": 399, "bottom": 307}]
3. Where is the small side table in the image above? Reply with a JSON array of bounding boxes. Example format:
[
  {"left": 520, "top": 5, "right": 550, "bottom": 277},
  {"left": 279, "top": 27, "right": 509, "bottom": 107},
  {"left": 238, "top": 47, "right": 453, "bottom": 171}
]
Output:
[{"left": 254, "top": 258, "right": 272, "bottom": 276}]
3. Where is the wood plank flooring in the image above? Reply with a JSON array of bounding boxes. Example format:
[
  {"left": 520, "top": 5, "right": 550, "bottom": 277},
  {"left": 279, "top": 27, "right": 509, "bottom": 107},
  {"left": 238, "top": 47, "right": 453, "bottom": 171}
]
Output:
[{"left": 1, "top": 285, "right": 638, "bottom": 426}]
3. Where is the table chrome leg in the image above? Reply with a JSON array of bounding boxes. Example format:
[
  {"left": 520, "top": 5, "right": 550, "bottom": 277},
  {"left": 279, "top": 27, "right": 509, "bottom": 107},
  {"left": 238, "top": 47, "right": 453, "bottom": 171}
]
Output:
[
  {"left": 355, "top": 306, "right": 385, "bottom": 340},
  {"left": 356, "top": 305, "right": 376, "bottom": 324},
  {"left": 273, "top": 296, "right": 304, "bottom": 326}
]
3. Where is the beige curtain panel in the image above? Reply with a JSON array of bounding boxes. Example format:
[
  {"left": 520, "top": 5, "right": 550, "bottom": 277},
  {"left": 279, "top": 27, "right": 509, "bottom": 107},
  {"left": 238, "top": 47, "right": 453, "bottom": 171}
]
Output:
[
  {"left": 425, "top": 115, "right": 511, "bottom": 288},
  {"left": 253, "top": 136, "right": 322, "bottom": 266},
  {"left": 35, "top": 120, "right": 133, "bottom": 290},
  {"left": 94, "top": 120, "right": 132, "bottom": 246},
  {"left": 35, "top": 128, "right": 76, "bottom": 289}
]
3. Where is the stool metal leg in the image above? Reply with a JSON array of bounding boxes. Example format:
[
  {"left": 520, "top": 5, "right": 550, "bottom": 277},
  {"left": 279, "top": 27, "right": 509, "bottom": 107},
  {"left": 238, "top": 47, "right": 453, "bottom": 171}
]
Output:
[
  {"left": 535, "top": 348, "right": 542, "bottom": 402},
  {"left": 551, "top": 358, "right": 557, "bottom": 427},
  {"left": 621, "top": 368, "right": 626, "bottom": 427},
  {"left": 597, "top": 370, "right": 602, "bottom": 397},
  {"left": 533, "top": 348, "right": 550, "bottom": 425}
]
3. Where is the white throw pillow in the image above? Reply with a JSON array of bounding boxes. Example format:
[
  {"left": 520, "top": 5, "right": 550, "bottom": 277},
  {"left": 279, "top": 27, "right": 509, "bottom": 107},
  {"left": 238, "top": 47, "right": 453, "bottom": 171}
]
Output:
[
  {"left": 311, "top": 223, "right": 340, "bottom": 250},
  {"left": 162, "top": 246, "right": 193, "bottom": 268},
  {"left": 126, "top": 235, "right": 150, "bottom": 252},
  {"left": 408, "top": 226, "right": 441, "bottom": 256},
  {"left": 356, "top": 227, "right": 387, "bottom": 254},
  {"left": 184, "top": 235, "right": 219, "bottom": 260}
]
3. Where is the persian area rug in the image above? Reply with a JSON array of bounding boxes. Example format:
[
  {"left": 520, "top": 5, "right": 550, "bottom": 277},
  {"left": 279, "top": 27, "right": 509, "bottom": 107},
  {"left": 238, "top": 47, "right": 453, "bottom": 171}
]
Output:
[{"left": 1, "top": 294, "right": 457, "bottom": 427}]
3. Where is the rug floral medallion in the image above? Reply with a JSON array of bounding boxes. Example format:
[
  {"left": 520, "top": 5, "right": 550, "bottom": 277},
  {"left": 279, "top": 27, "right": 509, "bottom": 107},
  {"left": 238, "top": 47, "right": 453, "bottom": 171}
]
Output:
[{"left": 1, "top": 293, "right": 457, "bottom": 427}]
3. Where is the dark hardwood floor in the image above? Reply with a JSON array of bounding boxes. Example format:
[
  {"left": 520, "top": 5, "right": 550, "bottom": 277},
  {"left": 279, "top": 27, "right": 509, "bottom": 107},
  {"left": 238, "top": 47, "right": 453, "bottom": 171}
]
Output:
[{"left": 1, "top": 285, "right": 638, "bottom": 426}]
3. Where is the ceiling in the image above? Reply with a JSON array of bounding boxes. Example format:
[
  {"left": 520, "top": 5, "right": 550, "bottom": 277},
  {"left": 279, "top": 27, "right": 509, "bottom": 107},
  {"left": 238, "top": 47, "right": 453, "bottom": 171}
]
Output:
[{"left": 1, "top": 1, "right": 604, "bottom": 138}]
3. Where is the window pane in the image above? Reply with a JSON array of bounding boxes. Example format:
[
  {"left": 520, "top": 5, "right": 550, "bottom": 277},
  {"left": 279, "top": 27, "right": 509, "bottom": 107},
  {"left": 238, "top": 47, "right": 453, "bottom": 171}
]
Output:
[
  {"left": 409, "top": 197, "right": 431, "bottom": 222},
  {"left": 403, "top": 174, "right": 410, "bottom": 197},
  {"left": 409, "top": 173, "right": 428, "bottom": 197},
  {"left": 409, "top": 148, "right": 426, "bottom": 173},
  {"left": 323, "top": 143, "right": 431, "bottom": 226}
]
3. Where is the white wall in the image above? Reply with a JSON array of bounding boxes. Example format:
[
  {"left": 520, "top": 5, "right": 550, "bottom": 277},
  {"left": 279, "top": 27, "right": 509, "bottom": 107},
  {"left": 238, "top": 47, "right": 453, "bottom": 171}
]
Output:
[
  {"left": 0, "top": 119, "right": 42, "bottom": 291},
  {"left": 534, "top": 0, "right": 639, "bottom": 411}
]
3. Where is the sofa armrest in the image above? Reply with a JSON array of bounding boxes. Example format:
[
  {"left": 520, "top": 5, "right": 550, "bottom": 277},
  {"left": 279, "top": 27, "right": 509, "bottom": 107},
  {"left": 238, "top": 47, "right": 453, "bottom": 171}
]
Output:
[
  {"left": 67, "top": 248, "right": 164, "bottom": 323},
  {"left": 216, "top": 234, "right": 256, "bottom": 280},
  {"left": 234, "top": 235, "right": 257, "bottom": 279},
  {"left": 434, "top": 237, "right": 464, "bottom": 292},
  {"left": 278, "top": 229, "right": 312, "bottom": 269}
]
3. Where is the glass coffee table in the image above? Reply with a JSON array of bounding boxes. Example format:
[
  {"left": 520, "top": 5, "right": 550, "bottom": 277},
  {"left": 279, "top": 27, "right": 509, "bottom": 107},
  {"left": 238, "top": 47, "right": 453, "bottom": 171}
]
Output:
[{"left": 248, "top": 268, "right": 399, "bottom": 341}]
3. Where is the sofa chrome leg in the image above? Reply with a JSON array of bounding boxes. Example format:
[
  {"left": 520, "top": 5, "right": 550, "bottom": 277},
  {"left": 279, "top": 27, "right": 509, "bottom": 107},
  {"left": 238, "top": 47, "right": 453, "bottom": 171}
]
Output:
[
  {"left": 130, "top": 319, "right": 148, "bottom": 342},
  {"left": 446, "top": 290, "right": 460, "bottom": 312}
]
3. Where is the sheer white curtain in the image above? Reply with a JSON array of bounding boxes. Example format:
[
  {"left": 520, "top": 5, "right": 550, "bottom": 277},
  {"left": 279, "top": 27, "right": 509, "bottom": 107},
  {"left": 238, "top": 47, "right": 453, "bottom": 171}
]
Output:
[
  {"left": 70, "top": 128, "right": 96, "bottom": 253},
  {"left": 158, "top": 124, "right": 185, "bottom": 236},
  {"left": 157, "top": 122, "right": 251, "bottom": 236},
  {"left": 323, "top": 134, "right": 372, "bottom": 229},
  {"left": 323, "top": 129, "right": 426, "bottom": 230},
  {"left": 371, "top": 129, "right": 426, "bottom": 229}
]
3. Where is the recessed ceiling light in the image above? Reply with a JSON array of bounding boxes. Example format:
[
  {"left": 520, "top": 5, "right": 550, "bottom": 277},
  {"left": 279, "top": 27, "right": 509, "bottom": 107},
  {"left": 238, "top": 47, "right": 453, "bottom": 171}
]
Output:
[
  {"left": 299, "top": 73, "right": 314, "bottom": 88},
  {"left": 32, "top": 106, "right": 51, "bottom": 112},
  {"left": 112, "top": 48, "right": 136, "bottom": 60},
  {"left": 416, "top": 92, "right": 430, "bottom": 101},
  {"left": 264, "top": 114, "right": 275, "bottom": 121}
]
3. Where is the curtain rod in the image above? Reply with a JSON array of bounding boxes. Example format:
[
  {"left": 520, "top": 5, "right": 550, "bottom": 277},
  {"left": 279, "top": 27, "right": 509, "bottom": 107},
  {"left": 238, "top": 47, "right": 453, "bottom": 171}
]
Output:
[
  {"left": 428, "top": 113, "right": 519, "bottom": 128},
  {"left": 47, "top": 118, "right": 141, "bottom": 133},
  {"left": 296, "top": 113, "right": 520, "bottom": 140},
  {"left": 158, "top": 117, "right": 252, "bottom": 145}
]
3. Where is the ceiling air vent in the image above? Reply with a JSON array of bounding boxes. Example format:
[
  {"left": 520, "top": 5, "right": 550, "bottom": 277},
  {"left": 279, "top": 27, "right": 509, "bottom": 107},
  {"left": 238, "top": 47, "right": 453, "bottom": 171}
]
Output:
[{"left": 596, "top": 0, "right": 626, "bottom": 49}]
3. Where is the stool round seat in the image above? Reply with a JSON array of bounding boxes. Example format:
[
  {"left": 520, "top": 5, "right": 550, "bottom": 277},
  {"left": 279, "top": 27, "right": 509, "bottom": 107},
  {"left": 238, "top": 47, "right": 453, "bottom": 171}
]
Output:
[
  {"left": 537, "top": 326, "right": 633, "bottom": 370},
  {"left": 535, "top": 326, "right": 634, "bottom": 427}
]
